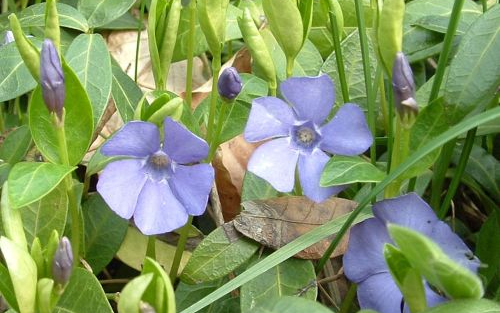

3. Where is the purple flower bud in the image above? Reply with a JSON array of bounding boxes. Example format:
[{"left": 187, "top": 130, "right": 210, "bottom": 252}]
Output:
[
  {"left": 181, "top": 0, "right": 190, "bottom": 7},
  {"left": 3, "top": 31, "right": 14, "bottom": 45},
  {"left": 40, "top": 39, "right": 65, "bottom": 120},
  {"left": 52, "top": 236, "right": 73, "bottom": 286},
  {"left": 392, "top": 52, "right": 418, "bottom": 118},
  {"left": 218, "top": 67, "right": 242, "bottom": 101}
]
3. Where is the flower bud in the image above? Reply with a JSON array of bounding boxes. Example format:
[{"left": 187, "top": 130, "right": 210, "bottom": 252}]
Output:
[
  {"left": 392, "top": 52, "right": 418, "bottom": 119},
  {"left": 40, "top": 38, "right": 65, "bottom": 120},
  {"left": 218, "top": 67, "right": 242, "bottom": 101},
  {"left": 52, "top": 236, "right": 73, "bottom": 286},
  {"left": 181, "top": 0, "right": 190, "bottom": 7},
  {"left": 3, "top": 30, "right": 14, "bottom": 45}
]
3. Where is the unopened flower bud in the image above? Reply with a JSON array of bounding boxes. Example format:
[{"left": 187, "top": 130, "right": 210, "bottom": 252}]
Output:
[
  {"left": 392, "top": 52, "right": 418, "bottom": 119},
  {"left": 3, "top": 31, "right": 14, "bottom": 45},
  {"left": 40, "top": 39, "right": 65, "bottom": 120},
  {"left": 218, "top": 67, "right": 242, "bottom": 101},
  {"left": 52, "top": 236, "right": 73, "bottom": 286}
]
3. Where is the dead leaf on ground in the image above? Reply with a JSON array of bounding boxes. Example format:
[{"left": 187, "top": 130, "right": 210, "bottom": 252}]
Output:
[{"left": 233, "top": 196, "right": 357, "bottom": 259}]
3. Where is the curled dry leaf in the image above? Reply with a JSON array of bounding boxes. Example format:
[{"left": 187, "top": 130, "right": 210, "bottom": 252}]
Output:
[{"left": 234, "top": 196, "right": 357, "bottom": 259}]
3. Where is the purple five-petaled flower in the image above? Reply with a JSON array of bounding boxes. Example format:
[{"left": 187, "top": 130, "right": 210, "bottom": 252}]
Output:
[
  {"left": 243, "top": 74, "right": 373, "bottom": 202},
  {"left": 97, "top": 117, "right": 214, "bottom": 235},
  {"left": 343, "top": 193, "right": 481, "bottom": 313}
]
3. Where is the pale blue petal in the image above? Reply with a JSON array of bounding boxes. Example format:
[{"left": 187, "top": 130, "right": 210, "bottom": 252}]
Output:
[
  {"left": 163, "top": 117, "right": 209, "bottom": 164},
  {"left": 102, "top": 121, "right": 160, "bottom": 157},
  {"left": 357, "top": 272, "right": 403, "bottom": 313}
]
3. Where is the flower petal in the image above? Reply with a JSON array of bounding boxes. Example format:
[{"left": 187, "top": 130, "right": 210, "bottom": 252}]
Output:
[
  {"left": 163, "top": 117, "right": 209, "bottom": 164},
  {"left": 373, "top": 193, "right": 439, "bottom": 236},
  {"left": 134, "top": 180, "right": 188, "bottom": 235},
  {"left": 344, "top": 218, "right": 391, "bottom": 283},
  {"left": 169, "top": 164, "right": 214, "bottom": 216},
  {"left": 97, "top": 159, "right": 147, "bottom": 219},
  {"left": 430, "top": 221, "right": 481, "bottom": 273},
  {"left": 320, "top": 104, "right": 372, "bottom": 156},
  {"left": 247, "top": 138, "right": 299, "bottom": 192},
  {"left": 244, "top": 96, "right": 295, "bottom": 142},
  {"left": 297, "top": 149, "right": 345, "bottom": 202},
  {"left": 280, "top": 75, "right": 334, "bottom": 125},
  {"left": 102, "top": 121, "right": 160, "bottom": 157},
  {"left": 357, "top": 272, "right": 404, "bottom": 313}
]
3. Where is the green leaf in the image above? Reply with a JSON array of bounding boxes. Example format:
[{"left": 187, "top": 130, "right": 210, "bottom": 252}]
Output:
[
  {"left": 83, "top": 193, "right": 128, "bottom": 274},
  {"left": 321, "top": 156, "right": 385, "bottom": 186},
  {"left": 65, "top": 33, "right": 112, "bottom": 128},
  {"left": 118, "top": 273, "right": 154, "bottom": 313},
  {"left": 77, "top": 0, "right": 136, "bottom": 28},
  {"left": 20, "top": 184, "right": 68, "bottom": 247},
  {"left": 0, "top": 163, "right": 12, "bottom": 187},
  {"left": 111, "top": 61, "right": 143, "bottom": 123},
  {"left": 141, "top": 257, "right": 176, "bottom": 313},
  {"left": 7, "top": 162, "right": 74, "bottom": 209},
  {"left": 388, "top": 224, "right": 484, "bottom": 299},
  {"left": 260, "top": 296, "right": 333, "bottom": 313},
  {"left": 476, "top": 211, "right": 500, "bottom": 287},
  {"left": 321, "top": 29, "right": 378, "bottom": 110},
  {"left": 240, "top": 257, "right": 316, "bottom": 312},
  {"left": 97, "top": 12, "right": 139, "bottom": 30},
  {"left": 422, "top": 299, "right": 500, "bottom": 313},
  {"left": 180, "top": 224, "right": 259, "bottom": 284},
  {"left": 241, "top": 171, "right": 278, "bottom": 202},
  {"left": 0, "top": 236, "right": 37, "bottom": 313},
  {"left": 0, "top": 125, "right": 32, "bottom": 164},
  {"left": 85, "top": 148, "right": 121, "bottom": 177},
  {"left": 0, "top": 263, "right": 19, "bottom": 312},
  {"left": 0, "top": 42, "right": 37, "bottom": 102},
  {"left": 54, "top": 268, "right": 113, "bottom": 313},
  {"left": 29, "top": 62, "right": 93, "bottom": 166},
  {"left": 17, "top": 3, "right": 89, "bottom": 32},
  {"left": 176, "top": 280, "right": 235, "bottom": 313},
  {"left": 444, "top": 4, "right": 500, "bottom": 124}
]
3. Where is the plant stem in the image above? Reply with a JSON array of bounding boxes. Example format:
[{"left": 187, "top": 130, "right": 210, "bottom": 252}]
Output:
[
  {"left": 184, "top": 0, "right": 196, "bottom": 109},
  {"left": 328, "top": 10, "right": 349, "bottom": 103},
  {"left": 339, "top": 283, "right": 357, "bottom": 313},
  {"left": 285, "top": 57, "right": 294, "bottom": 78},
  {"left": 438, "top": 128, "right": 477, "bottom": 219},
  {"left": 0, "top": 105, "right": 4, "bottom": 132},
  {"left": 1, "top": 0, "right": 8, "bottom": 14},
  {"left": 385, "top": 118, "right": 411, "bottom": 198},
  {"left": 169, "top": 215, "right": 193, "bottom": 283},
  {"left": 146, "top": 235, "right": 156, "bottom": 260},
  {"left": 386, "top": 82, "right": 394, "bottom": 173},
  {"left": 208, "top": 101, "right": 229, "bottom": 161},
  {"left": 369, "top": 65, "right": 382, "bottom": 165},
  {"left": 134, "top": 0, "right": 146, "bottom": 83},
  {"left": 206, "top": 54, "right": 222, "bottom": 144},
  {"left": 481, "top": 0, "right": 488, "bottom": 12},
  {"left": 430, "top": 140, "right": 456, "bottom": 210}
]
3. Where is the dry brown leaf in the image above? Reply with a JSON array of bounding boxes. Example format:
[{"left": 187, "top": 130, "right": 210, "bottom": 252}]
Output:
[{"left": 233, "top": 196, "right": 357, "bottom": 259}]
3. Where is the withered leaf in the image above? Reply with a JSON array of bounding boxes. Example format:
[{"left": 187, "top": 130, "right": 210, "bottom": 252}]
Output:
[{"left": 234, "top": 196, "right": 357, "bottom": 259}]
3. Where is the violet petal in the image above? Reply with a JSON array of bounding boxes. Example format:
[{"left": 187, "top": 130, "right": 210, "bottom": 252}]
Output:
[
  {"left": 357, "top": 272, "right": 404, "bottom": 313},
  {"left": 97, "top": 159, "right": 147, "bottom": 219},
  {"left": 102, "top": 121, "right": 160, "bottom": 158},
  {"left": 320, "top": 104, "right": 372, "bottom": 156},
  {"left": 163, "top": 117, "right": 209, "bottom": 164},
  {"left": 343, "top": 218, "right": 392, "bottom": 283},
  {"left": 297, "top": 149, "right": 345, "bottom": 202},
  {"left": 244, "top": 96, "right": 295, "bottom": 142},
  {"left": 280, "top": 75, "right": 335, "bottom": 125},
  {"left": 134, "top": 180, "right": 188, "bottom": 235},
  {"left": 169, "top": 164, "right": 214, "bottom": 216},
  {"left": 247, "top": 138, "right": 299, "bottom": 192}
]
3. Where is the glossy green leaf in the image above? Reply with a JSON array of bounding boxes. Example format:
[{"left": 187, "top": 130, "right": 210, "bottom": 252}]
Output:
[
  {"left": 240, "top": 257, "right": 316, "bottom": 312},
  {"left": 0, "top": 162, "right": 11, "bottom": 186},
  {"left": 29, "top": 62, "right": 94, "bottom": 166},
  {"left": 176, "top": 280, "right": 235, "bottom": 313},
  {"left": 17, "top": 3, "right": 89, "bottom": 32},
  {"left": 141, "top": 257, "right": 176, "bottom": 313},
  {"left": 321, "top": 155, "right": 385, "bottom": 186},
  {"left": 0, "top": 125, "right": 32, "bottom": 165},
  {"left": 0, "top": 236, "right": 37, "bottom": 313},
  {"left": 180, "top": 224, "right": 259, "bottom": 284},
  {"left": 422, "top": 299, "right": 500, "bottom": 313},
  {"left": 261, "top": 296, "right": 333, "bottom": 313},
  {"left": 97, "top": 12, "right": 139, "bottom": 30},
  {"left": 77, "top": 0, "right": 136, "bottom": 28},
  {"left": 0, "top": 263, "right": 19, "bottom": 312},
  {"left": 54, "top": 268, "right": 113, "bottom": 313},
  {"left": 476, "top": 211, "right": 500, "bottom": 287},
  {"left": 241, "top": 171, "right": 278, "bottom": 202},
  {"left": 111, "top": 62, "right": 143, "bottom": 123},
  {"left": 118, "top": 273, "right": 154, "bottom": 313},
  {"left": 66, "top": 33, "right": 112, "bottom": 128},
  {"left": 20, "top": 184, "right": 68, "bottom": 247},
  {"left": 83, "top": 193, "right": 128, "bottom": 273},
  {"left": 388, "top": 224, "right": 484, "bottom": 299},
  {"left": 0, "top": 42, "right": 37, "bottom": 102},
  {"left": 444, "top": 5, "right": 500, "bottom": 124},
  {"left": 413, "top": 11, "right": 480, "bottom": 35},
  {"left": 7, "top": 162, "right": 74, "bottom": 209},
  {"left": 338, "top": 0, "right": 373, "bottom": 28}
]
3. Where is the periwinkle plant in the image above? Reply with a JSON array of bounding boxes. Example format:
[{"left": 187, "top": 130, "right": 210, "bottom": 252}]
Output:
[
  {"left": 52, "top": 237, "right": 73, "bottom": 287},
  {"left": 40, "top": 38, "right": 65, "bottom": 121},
  {"left": 218, "top": 67, "right": 242, "bottom": 101}
]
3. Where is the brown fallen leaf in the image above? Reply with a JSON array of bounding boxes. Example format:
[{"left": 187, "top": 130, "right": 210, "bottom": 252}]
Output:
[{"left": 233, "top": 196, "right": 357, "bottom": 259}]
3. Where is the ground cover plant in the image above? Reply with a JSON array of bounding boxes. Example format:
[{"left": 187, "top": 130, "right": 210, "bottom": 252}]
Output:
[{"left": 0, "top": 0, "right": 498, "bottom": 312}]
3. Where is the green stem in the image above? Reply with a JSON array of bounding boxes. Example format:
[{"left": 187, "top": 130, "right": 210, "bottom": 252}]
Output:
[
  {"left": 481, "top": 0, "right": 488, "bottom": 12},
  {"left": 379, "top": 71, "right": 389, "bottom": 134},
  {"left": 430, "top": 140, "right": 456, "bottom": 210},
  {"left": 208, "top": 100, "right": 229, "bottom": 161},
  {"left": 227, "top": 40, "right": 233, "bottom": 59},
  {"left": 206, "top": 54, "right": 222, "bottom": 144},
  {"left": 269, "top": 83, "right": 277, "bottom": 97},
  {"left": 0, "top": 104, "right": 5, "bottom": 132},
  {"left": 20, "top": 0, "right": 27, "bottom": 10},
  {"left": 134, "top": 0, "right": 146, "bottom": 83},
  {"left": 169, "top": 215, "right": 193, "bottom": 283},
  {"left": 285, "top": 57, "right": 294, "bottom": 78},
  {"left": 437, "top": 128, "right": 477, "bottom": 219},
  {"left": 328, "top": 10, "right": 349, "bottom": 102},
  {"left": 184, "top": 0, "right": 196, "bottom": 109},
  {"left": 1, "top": 0, "right": 8, "bottom": 14},
  {"left": 369, "top": 65, "right": 382, "bottom": 165},
  {"left": 146, "top": 235, "right": 156, "bottom": 260},
  {"left": 339, "top": 284, "right": 357, "bottom": 313},
  {"left": 386, "top": 82, "right": 395, "bottom": 173},
  {"left": 385, "top": 118, "right": 411, "bottom": 198},
  {"left": 428, "top": 0, "right": 466, "bottom": 103},
  {"left": 407, "top": 177, "right": 417, "bottom": 192}
]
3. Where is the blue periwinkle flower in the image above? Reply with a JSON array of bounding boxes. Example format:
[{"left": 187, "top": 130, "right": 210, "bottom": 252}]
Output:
[
  {"left": 52, "top": 236, "right": 73, "bottom": 286},
  {"left": 343, "top": 193, "right": 481, "bottom": 313},
  {"left": 392, "top": 52, "right": 418, "bottom": 118},
  {"left": 3, "top": 31, "right": 14, "bottom": 45},
  {"left": 97, "top": 117, "right": 215, "bottom": 235},
  {"left": 244, "top": 74, "right": 372, "bottom": 202},
  {"left": 40, "top": 39, "right": 65, "bottom": 120},
  {"left": 218, "top": 67, "right": 242, "bottom": 101}
]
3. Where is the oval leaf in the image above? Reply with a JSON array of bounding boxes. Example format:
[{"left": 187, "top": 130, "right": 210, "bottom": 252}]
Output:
[
  {"left": 18, "top": 3, "right": 89, "bottom": 32},
  {"left": 320, "top": 155, "right": 386, "bottom": 186},
  {"left": 0, "top": 125, "right": 32, "bottom": 165},
  {"left": 423, "top": 299, "right": 500, "bottom": 313},
  {"left": 111, "top": 62, "right": 143, "bottom": 123},
  {"left": 260, "top": 296, "right": 333, "bottom": 313},
  {"left": 77, "top": 0, "right": 136, "bottom": 28},
  {"left": 0, "top": 42, "right": 37, "bottom": 102}
]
